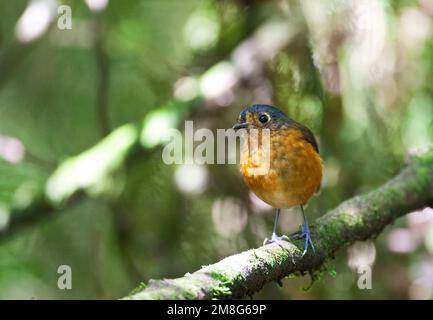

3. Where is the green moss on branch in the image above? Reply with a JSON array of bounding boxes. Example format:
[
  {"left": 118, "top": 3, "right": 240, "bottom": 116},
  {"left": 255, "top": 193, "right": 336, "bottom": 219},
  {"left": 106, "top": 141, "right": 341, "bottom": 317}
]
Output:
[{"left": 125, "top": 149, "right": 433, "bottom": 300}]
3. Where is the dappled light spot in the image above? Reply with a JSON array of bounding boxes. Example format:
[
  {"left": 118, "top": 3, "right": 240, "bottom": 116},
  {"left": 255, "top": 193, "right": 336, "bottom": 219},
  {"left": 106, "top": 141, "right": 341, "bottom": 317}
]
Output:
[
  {"left": 141, "top": 109, "right": 179, "bottom": 148},
  {"left": 253, "top": 21, "right": 294, "bottom": 63},
  {"left": 407, "top": 207, "right": 433, "bottom": 226},
  {"left": 174, "top": 164, "right": 208, "bottom": 195},
  {"left": 387, "top": 228, "right": 418, "bottom": 254},
  {"left": 409, "top": 259, "right": 433, "bottom": 299},
  {"left": 322, "top": 157, "right": 340, "bottom": 188},
  {"left": 303, "top": 0, "right": 388, "bottom": 92},
  {"left": 399, "top": 8, "right": 433, "bottom": 51},
  {"left": 199, "top": 62, "right": 237, "bottom": 102},
  {"left": 424, "top": 224, "right": 433, "bottom": 254},
  {"left": 184, "top": 9, "right": 220, "bottom": 52},
  {"left": 85, "top": 0, "right": 109, "bottom": 12},
  {"left": 421, "top": 0, "right": 433, "bottom": 16},
  {"left": 346, "top": 0, "right": 388, "bottom": 85},
  {"left": 15, "top": 0, "right": 57, "bottom": 43},
  {"left": 402, "top": 94, "right": 433, "bottom": 150},
  {"left": 0, "top": 206, "right": 10, "bottom": 232},
  {"left": 0, "top": 135, "right": 25, "bottom": 164},
  {"left": 232, "top": 21, "right": 294, "bottom": 79},
  {"left": 174, "top": 77, "right": 200, "bottom": 102},
  {"left": 231, "top": 39, "right": 258, "bottom": 79},
  {"left": 409, "top": 278, "right": 433, "bottom": 300},
  {"left": 347, "top": 240, "right": 376, "bottom": 271},
  {"left": 215, "top": 90, "right": 235, "bottom": 108},
  {"left": 406, "top": 208, "right": 433, "bottom": 242},
  {"left": 46, "top": 124, "right": 138, "bottom": 203},
  {"left": 13, "top": 183, "right": 40, "bottom": 209},
  {"left": 212, "top": 197, "right": 248, "bottom": 237}
]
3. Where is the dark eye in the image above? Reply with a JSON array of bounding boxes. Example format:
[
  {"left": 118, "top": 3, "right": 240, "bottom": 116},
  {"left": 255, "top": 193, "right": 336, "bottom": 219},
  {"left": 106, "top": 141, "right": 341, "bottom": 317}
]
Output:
[{"left": 259, "top": 114, "right": 269, "bottom": 124}]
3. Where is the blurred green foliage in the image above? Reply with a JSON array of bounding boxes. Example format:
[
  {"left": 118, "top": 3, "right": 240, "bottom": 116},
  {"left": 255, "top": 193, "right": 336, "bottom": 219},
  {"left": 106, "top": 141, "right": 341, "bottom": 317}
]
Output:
[{"left": 0, "top": 0, "right": 433, "bottom": 299}]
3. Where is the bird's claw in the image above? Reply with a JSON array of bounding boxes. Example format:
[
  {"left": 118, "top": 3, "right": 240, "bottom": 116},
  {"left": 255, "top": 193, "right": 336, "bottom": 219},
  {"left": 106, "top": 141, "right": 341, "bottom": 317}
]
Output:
[
  {"left": 289, "top": 223, "right": 315, "bottom": 256},
  {"left": 263, "top": 233, "right": 290, "bottom": 246},
  {"left": 289, "top": 228, "right": 303, "bottom": 240}
]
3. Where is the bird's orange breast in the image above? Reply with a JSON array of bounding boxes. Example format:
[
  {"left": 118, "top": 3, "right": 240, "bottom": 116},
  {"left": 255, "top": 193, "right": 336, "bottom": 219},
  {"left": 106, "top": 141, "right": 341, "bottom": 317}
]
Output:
[{"left": 240, "top": 127, "right": 322, "bottom": 208}]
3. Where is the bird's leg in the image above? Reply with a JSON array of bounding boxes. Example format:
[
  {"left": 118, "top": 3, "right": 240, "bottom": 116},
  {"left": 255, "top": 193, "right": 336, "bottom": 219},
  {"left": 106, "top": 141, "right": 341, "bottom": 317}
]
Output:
[
  {"left": 263, "top": 208, "right": 290, "bottom": 245},
  {"left": 271, "top": 207, "right": 280, "bottom": 239},
  {"left": 290, "top": 205, "right": 315, "bottom": 256}
]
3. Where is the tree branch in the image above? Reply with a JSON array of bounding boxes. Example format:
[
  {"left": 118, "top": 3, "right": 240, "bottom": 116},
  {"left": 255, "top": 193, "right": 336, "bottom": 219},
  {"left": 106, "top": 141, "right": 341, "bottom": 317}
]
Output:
[{"left": 124, "top": 150, "right": 433, "bottom": 300}]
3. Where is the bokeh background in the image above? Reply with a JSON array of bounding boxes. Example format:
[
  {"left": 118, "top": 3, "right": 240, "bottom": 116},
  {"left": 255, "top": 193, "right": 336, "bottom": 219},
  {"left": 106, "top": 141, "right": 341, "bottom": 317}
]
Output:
[{"left": 1, "top": 0, "right": 433, "bottom": 299}]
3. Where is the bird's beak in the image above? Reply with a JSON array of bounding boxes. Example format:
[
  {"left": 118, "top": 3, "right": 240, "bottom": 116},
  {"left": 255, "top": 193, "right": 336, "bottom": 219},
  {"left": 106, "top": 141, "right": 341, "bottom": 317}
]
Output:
[{"left": 232, "top": 123, "right": 248, "bottom": 131}]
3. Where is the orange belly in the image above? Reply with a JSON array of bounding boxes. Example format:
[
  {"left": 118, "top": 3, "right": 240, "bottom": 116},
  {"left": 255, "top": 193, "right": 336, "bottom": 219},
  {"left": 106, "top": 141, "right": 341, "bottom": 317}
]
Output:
[{"left": 240, "top": 128, "right": 322, "bottom": 208}]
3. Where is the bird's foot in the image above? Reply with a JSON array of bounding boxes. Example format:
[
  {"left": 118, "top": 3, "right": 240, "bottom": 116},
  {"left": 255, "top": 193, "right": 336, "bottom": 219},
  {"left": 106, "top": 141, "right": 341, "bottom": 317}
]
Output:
[
  {"left": 263, "top": 233, "right": 290, "bottom": 246},
  {"left": 289, "top": 223, "right": 315, "bottom": 257}
]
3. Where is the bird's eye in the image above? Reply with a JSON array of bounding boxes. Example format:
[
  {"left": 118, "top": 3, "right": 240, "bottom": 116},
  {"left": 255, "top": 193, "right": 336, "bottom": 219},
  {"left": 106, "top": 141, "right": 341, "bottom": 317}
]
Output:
[{"left": 259, "top": 114, "right": 269, "bottom": 124}]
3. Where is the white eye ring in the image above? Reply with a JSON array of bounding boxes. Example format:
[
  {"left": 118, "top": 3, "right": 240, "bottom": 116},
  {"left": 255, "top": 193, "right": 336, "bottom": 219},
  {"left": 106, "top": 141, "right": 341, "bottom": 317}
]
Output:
[{"left": 259, "top": 114, "right": 269, "bottom": 124}]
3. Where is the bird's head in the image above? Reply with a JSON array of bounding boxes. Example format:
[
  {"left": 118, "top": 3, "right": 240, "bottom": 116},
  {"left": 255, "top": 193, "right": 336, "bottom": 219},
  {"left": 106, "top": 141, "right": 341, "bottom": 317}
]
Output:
[{"left": 232, "top": 104, "right": 289, "bottom": 131}]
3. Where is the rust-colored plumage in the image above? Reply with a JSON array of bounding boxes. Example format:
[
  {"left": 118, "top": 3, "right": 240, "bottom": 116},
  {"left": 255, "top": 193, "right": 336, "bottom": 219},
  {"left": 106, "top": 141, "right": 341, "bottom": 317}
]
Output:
[
  {"left": 233, "top": 104, "right": 322, "bottom": 255},
  {"left": 240, "top": 126, "right": 322, "bottom": 208}
]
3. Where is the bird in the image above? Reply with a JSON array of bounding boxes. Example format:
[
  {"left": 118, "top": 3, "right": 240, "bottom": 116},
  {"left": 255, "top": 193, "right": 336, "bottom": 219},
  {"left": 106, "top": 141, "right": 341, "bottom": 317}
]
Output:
[{"left": 232, "top": 104, "right": 323, "bottom": 256}]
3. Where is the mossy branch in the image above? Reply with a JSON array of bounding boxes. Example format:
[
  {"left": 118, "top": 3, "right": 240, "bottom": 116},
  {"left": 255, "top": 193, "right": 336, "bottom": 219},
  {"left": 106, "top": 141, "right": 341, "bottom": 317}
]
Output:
[{"left": 125, "top": 150, "right": 433, "bottom": 300}]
